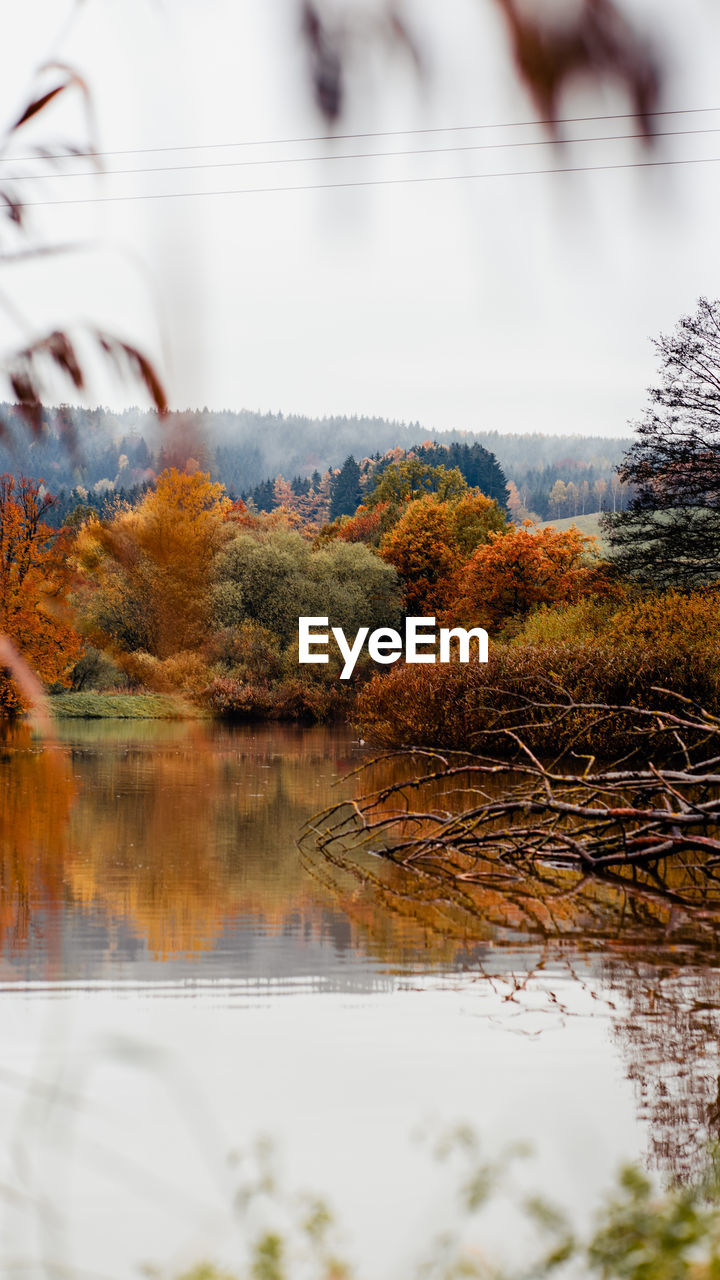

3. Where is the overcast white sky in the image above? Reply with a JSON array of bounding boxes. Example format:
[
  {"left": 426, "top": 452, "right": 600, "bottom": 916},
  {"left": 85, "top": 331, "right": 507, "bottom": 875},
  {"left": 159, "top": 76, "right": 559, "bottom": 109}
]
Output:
[{"left": 3, "top": 0, "right": 720, "bottom": 438}]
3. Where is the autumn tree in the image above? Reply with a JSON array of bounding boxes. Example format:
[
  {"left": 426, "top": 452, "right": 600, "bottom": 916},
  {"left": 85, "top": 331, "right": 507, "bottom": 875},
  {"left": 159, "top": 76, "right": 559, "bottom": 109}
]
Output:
[
  {"left": 548, "top": 479, "right": 569, "bottom": 517},
  {"left": 76, "top": 468, "right": 231, "bottom": 667},
  {"left": 593, "top": 478, "right": 608, "bottom": 510},
  {"left": 379, "top": 491, "right": 508, "bottom": 615},
  {"left": 506, "top": 480, "right": 524, "bottom": 522},
  {"left": 378, "top": 498, "right": 459, "bottom": 614},
  {"left": 323, "top": 500, "right": 396, "bottom": 549},
  {"left": 213, "top": 527, "right": 401, "bottom": 644},
  {"left": 0, "top": 475, "right": 83, "bottom": 714},
  {"left": 291, "top": 471, "right": 333, "bottom": 527},
  {"left": 365, "top": 459, "right": 468, "bottom": 509},
  {"left": 455, "top": 522, "right": 611, "bottom": 630},
  {"left": 450, "top": 490, "right": 508, "bottom": 557},
  {"left": 266, "top": 470, "right": 334, "bottom": 529},
  {"left": 273, "top": 475, "right": 294, "bottom": 510}
]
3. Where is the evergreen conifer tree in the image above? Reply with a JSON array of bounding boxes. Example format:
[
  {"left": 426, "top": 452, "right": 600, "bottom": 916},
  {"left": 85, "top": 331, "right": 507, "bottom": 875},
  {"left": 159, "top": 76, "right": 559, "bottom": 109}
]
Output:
[{"left": 329, "top": 455, "right": 362, "bottom": 519}]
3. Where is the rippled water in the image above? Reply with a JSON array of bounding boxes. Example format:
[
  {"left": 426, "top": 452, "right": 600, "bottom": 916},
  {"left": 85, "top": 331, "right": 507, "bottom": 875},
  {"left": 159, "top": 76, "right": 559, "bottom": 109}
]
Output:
[
  {"left": 1, "top": 719, "right": 480, "bottom": 988},
  {"left": 0, "top": 719, "right": 716, "bottom": 1278}
]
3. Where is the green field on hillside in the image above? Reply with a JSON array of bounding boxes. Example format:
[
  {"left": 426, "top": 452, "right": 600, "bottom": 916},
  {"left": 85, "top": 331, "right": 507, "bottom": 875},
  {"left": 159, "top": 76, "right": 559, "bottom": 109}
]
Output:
[{"left": 540, "top": 511, "right": 608, "bottom": 549}]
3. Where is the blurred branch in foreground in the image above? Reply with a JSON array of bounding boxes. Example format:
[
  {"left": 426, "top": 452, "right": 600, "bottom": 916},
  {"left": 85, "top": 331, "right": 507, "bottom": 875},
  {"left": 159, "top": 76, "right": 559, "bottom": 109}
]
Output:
[
  {"left": 0, "top": 31, "right": 167, "bottom": 446},
  {"left": 0, "top": 7, "right": 169, "bottom": 728},
  {"left": 298, "top": 0, "right": 661, "bottom": 138}
]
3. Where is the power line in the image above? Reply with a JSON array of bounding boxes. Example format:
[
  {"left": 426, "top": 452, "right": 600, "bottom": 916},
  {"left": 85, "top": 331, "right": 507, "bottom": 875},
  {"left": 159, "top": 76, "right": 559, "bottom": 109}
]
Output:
[
  {"left": 4, "top": 104, "right": 720, "bottom": 165},
  {"left": 7, "top": 125, "right": 720, "bottom": 182},
  {"left": 19, "top": 151, "right": 720, "bottom": 208}
]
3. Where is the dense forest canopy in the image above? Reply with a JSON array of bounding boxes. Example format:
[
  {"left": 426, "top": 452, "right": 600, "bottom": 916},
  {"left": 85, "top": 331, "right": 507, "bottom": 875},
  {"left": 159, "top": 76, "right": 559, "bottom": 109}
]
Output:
[{"left": 0, "top": 403, "right": 631, "bottom": 522}]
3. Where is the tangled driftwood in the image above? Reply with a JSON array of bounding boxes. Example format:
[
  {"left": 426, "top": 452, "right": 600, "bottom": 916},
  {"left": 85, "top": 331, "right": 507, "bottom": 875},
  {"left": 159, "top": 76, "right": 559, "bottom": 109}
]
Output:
[{"left": 307, "top": 691, "right": 720, "bottom": 883}]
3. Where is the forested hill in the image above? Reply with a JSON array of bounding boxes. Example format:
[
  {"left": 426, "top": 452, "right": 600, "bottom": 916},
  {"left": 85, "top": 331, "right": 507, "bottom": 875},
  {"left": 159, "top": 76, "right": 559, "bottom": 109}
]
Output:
[{"left": 0, "top": 403, "right": 631, "bottom": 520}]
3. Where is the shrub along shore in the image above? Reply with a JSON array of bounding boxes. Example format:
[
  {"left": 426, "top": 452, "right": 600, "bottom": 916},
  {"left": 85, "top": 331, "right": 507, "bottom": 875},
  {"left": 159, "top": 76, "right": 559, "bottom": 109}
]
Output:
[{"left": 355, "top": 592, "right": 720, "bottom": 755}]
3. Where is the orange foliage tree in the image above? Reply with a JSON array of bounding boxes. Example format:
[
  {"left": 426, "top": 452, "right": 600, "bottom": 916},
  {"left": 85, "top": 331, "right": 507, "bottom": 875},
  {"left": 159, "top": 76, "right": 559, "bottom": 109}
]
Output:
[
  {"left": 0, "top": 475, "right": 82, "bottom": 715},
  {"left": 75, "top": 468, "right": 231, "bottom": 678},
  {"left": 379, "top": 497, "right": 458, "bottom": 614},
  {"left": 323, "top": 499, "right": 395, "bottom": 549},
  {"left": 379, "top": 492, "right": 508, "bottom": 614},
  {"left": 454, "top": 521, "right": 612, "bottom": 630}
]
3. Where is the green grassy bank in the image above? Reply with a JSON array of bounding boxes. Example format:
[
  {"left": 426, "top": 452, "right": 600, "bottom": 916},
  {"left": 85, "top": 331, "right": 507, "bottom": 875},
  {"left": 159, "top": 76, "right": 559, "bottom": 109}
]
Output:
[{"left": 49, "top": 692, "right": 209, "bottom": 720}]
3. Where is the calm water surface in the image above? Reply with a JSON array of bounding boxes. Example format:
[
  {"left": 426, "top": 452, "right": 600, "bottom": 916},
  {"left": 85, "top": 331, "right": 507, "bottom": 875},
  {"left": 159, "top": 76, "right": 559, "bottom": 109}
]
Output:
[{"left": 0, "top": 720, "right": 717, "bottom": 1278}]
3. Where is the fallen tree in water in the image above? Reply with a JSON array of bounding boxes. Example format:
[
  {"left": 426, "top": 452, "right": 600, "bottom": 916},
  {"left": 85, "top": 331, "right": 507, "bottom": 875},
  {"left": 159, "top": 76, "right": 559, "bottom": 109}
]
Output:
[
  {"left": 302, "top": 695, "right": 720, "bottom": 1186},
  {"left": 307, "top": 691, "right": 720, "bottom": 882}
]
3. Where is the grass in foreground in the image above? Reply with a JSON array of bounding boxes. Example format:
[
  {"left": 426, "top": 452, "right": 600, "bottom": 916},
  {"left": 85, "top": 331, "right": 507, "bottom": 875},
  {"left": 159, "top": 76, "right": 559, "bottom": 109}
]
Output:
[{"left": 50, "top": 692, "right": 208, "bottom": 720}]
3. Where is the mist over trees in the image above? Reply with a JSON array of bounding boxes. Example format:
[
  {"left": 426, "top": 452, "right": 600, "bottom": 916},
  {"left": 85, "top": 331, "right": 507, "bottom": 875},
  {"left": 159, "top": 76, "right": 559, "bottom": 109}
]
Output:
[{"left": 0, "top": 402, "right": 630, "bottom": 523}]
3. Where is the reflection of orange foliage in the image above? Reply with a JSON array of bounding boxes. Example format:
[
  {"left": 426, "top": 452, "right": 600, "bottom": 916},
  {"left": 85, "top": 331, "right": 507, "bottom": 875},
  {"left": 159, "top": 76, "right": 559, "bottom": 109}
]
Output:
[
  {"left": 3, "top": 721, "right": 611, "bottom": 970},
  {"left": 64, "top": 737, "right": 234, "bottom": 957},
  {"left": 60, "top": 726, "right": 359, "bottom": 959},
  {"left": 0, "top": 729, "right": 76, "bottom": 950},
  {"left": 67, "top": 862, "right": 228, "bottom": 959},
  {"left": 0, "top": 475, "right": 83, "bottom": 714}
]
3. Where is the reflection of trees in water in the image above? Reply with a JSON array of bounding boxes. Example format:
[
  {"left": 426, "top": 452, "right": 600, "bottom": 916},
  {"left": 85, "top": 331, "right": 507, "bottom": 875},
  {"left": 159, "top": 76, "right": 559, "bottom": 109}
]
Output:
[
  {"left": 302, "top": 748, "right": 720, "bottom": 1183},
  {"left": 603, "top": 960, "right": 720, "bottom": 1184},
  {"left": 61, "top": 722, "right": 514, "bottom": 966},
  {"left": 7, "top": 722, "right": 720, "bottom": 1181},
  {"left": 0, "top": 727, "right": 75, "bottom": 956},
  {"left": 1, "top": 723, "right": 466, "bottom": 966},
  {"left": 311, "top": 818, "right": 720, "bottom": 1180},
  {"left": 62, "top": 724, "right": 361, "bottom": 957}
]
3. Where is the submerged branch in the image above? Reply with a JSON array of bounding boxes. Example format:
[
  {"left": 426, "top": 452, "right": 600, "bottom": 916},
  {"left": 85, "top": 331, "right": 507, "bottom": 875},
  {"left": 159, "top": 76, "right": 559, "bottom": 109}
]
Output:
[{"left": 304, "top": 695, "right": 720, "bottom": 908}]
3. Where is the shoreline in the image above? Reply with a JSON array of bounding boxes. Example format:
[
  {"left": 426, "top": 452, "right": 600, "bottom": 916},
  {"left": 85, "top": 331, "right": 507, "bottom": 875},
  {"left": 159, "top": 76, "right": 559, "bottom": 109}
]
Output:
[{"left": 47, "top": 692, "right": 210, "bottom": 721}]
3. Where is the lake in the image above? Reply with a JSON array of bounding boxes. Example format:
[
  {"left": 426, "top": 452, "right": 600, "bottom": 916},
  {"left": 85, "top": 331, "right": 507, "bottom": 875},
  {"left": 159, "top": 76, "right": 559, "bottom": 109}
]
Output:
[{"left": 0, "top": 719, "right": 716, "bottom": 1278}]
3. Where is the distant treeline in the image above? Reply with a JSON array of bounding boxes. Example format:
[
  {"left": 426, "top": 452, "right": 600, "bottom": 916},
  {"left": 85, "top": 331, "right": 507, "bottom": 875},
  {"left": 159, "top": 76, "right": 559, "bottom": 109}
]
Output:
[{"left": 0, "top": 403, "right": 630, "bottom": 520}]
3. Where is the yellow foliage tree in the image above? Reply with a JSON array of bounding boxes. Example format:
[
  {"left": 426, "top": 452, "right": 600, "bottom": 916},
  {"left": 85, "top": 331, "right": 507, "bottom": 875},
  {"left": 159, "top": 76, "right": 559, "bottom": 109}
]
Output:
[
  {"left": 378, "top": 491, "right": 508, "bottom": 615},
  {"left": 76, "top": 468, "right": 231, "bottom": 673}
]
